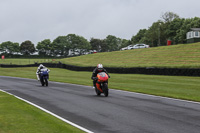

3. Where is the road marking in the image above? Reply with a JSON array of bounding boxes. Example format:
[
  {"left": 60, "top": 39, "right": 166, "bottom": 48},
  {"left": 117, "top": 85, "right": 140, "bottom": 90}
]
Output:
[
  {"left": 0, "top": 89, "right": 94, "bottom": 133},
  {"left": 111, "top": 89, "right": 200, "bottom": 105}
]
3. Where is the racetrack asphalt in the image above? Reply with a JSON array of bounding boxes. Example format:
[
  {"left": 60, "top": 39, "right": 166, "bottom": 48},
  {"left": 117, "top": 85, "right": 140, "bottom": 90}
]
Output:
[{"left": 0, "top": 76, "right": 200, "bottom": 133}]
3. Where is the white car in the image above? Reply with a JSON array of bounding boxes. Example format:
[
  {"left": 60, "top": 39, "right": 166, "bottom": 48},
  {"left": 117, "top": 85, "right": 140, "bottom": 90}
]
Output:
[
  {"left": 132, "top": 44, "right": 149, "bottom": 49},
  {"left": 121, "top": 45, "right": 134, "bottom": 50}
]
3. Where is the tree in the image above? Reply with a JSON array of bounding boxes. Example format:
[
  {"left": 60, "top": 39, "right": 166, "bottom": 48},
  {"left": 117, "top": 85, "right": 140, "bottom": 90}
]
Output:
[
  {"left": 161, "top": 11, "right": 179, "bottom": 23},
  {"left": 65, "top": 34, "right": 91, "bottom": 55},
  {"left": 36, "top": 39, "right": 52, "bottom": 56},
  {"left": 0, "top": 41, "right": 20, "bottom": 55},
  {"left": 159, "top": 12, "right": 180, "bottom": 45},
  {"left": 20, "top": 40, "right": 35, "bottom": 55},
  {"left": 175, "top": 17, "right": 200, "bottom": 44},
  {"left": 90, "top": 38, "right": 104, "bottom": 52},
  {"left": 100, "top": 39, "right": 108, "bottom": 52},
  {"left": 51, "top": 34, "right": 91, "bottom": 56},
  {"left": 119, "top": 39, "right": 131, "bottom": 49},
  {"left": 143, "top": 21, "right": 164, "bottom": 47},
  {"left": 131, "top": 29, "right": 147, "bottom": 44},
  {"left": 51, "top": 36, "right": 71, "bottom": 56},
  {"left": 104, "top": 35, "right": 122, "bottom": 52},
  {"left": 165, "top": 18, "right": 185, "bottom": 44},
  {"left": 74, "top": 35, "right": 91, "bottom": 55}
]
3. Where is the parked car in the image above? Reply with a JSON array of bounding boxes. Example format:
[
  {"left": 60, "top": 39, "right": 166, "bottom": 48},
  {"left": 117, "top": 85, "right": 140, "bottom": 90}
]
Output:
[
  {"left": 121, "top": 47, "right": 128, "bottom": 50},
  {"left": 121, "top": 45, "right": 134, "bottom": 50},
  {"left": 132, "top": 44, "right": 149, "bottom": 49}
]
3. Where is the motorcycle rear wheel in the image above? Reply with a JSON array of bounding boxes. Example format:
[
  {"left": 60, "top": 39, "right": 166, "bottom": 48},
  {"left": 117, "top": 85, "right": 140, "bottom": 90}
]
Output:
[
  {"left": 40, "top": 79, "right": 45, "bottom": 86},
  {"left": 45, "top": 79, "right": 48, "bottom": 86}
]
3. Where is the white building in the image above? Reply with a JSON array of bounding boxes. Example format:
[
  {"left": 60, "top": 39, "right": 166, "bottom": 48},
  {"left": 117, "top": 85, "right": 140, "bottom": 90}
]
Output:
[{"left": 186, "top": 28, "right": 200, "bottom": 43}]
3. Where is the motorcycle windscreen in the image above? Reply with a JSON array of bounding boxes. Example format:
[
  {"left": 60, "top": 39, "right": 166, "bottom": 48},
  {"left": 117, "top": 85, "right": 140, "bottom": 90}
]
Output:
[{"left": 97, "top": 72, "right": 108, "bottom": 82}]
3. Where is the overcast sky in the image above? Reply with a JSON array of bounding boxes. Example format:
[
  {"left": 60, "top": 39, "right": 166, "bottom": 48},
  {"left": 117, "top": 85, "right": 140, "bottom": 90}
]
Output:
[{"left": 0, "top": 0, "right": 200, "bottom": 45}]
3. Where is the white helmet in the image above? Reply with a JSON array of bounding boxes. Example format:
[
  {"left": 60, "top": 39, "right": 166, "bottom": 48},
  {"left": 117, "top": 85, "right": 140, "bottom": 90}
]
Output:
[
  {"left": 97, "top": 64, "right": 103, "bottom": 71},
  {"left": 39, "top": 64, "right": 44, "bottom": 69}
]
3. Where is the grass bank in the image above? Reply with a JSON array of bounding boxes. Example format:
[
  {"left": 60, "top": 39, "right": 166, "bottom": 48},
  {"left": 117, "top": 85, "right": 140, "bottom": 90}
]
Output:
[
  {"left": 1, "top": 43, "right": 200, "bottom": 68},
  {"left": 59, "top": 43, "right": 200, "bottom": 68}
]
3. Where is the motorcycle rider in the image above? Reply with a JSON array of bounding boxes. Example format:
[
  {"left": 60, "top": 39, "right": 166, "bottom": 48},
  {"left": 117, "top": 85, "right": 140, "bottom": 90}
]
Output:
[
  {"left": 91, "top": 64, "right": 110, "bottom": 88},
  {"left": 36, "top": 64, "right": 50, "bottom": 81}
]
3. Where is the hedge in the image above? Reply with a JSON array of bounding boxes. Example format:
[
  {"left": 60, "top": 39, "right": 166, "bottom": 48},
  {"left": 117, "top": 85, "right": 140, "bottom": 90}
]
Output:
[{"left": 0, "top": 63, "right": 200, "bottom": 76}]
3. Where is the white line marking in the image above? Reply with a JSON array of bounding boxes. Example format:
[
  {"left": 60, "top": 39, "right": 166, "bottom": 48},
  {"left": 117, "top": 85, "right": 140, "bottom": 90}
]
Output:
[
  {"left": 0, "top": 89, "right": 93, "bottom": 133},
  {"left": 111, "top": 89, "right": 200, "bottom": 105}
]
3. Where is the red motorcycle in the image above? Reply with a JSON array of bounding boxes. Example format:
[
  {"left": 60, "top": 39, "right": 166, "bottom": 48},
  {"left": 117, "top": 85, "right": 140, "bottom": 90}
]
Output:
[{"left": 95, "top": 72, "right": 109, "bottom": 97}]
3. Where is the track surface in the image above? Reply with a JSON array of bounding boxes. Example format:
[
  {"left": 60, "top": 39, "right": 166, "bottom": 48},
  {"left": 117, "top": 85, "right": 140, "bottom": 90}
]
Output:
[{"left": 1, "top": 76, "right": 200, "bottom": 133}]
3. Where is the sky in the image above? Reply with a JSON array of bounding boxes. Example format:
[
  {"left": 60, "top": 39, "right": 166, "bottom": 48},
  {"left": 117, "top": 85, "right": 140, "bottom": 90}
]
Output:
[{"left": 0, "top": 0, "right": 200, "bottom": 45}]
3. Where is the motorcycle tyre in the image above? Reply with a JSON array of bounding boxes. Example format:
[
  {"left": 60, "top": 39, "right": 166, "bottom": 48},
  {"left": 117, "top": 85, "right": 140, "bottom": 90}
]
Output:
[
  {"left": 103, "top": 83, "right": 109, "bottom": 97},
  {"left": 45, "top": 78, "right": 48, "bottom": 86},
  {"left": 40, "top": 79, "right": 45, "bottom": 86},
  {"left": 95, "top": 87, "right": 101, "bottom": 96}
]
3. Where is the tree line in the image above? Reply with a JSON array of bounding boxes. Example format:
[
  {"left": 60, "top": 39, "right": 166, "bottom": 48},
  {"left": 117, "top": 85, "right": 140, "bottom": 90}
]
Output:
[
  {"left": 132, "top": 12, "right": 200, "bottom": 46},
  {"left": 1, "top": 12, "right": 200, "bottom": 57},
  {"left": 0, "top": 34, "right": 131, "bottom": 57}
]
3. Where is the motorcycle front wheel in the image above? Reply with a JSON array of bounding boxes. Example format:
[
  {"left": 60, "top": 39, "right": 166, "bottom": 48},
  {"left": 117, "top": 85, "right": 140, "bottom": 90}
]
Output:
[
  {"left": 95, "top": 87, "right": 101, "bottom": 96},
  {"left": 103, "top": 83, "right": 109, "bottom": 97}
]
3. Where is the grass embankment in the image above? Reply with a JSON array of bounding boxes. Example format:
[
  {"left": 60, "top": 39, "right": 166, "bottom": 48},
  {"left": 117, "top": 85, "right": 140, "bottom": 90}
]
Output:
[
  {"left": 59, "top": 42, "right": 200, "bottom": 68},
  {"left": 1, "top": 43, "right": 200, "bottom": 68},
  {"left": 0, "top": 90, "right": 84, "bottom": 133},
  {"left": 1, "top": 67, "right": 200, "bottom": 102}
]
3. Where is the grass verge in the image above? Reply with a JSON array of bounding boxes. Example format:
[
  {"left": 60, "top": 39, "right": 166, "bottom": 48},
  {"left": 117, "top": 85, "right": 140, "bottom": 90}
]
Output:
[
  {"left": 0, "top": 91, "right": 84, "bottom": 133},
  {"left": 0, "top": 58, "right": 58, "bottom": 65}
]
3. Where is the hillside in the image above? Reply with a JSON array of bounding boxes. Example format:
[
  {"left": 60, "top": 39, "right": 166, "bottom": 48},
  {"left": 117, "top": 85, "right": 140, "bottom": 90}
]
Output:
[{"left": 59, "top": 42, "right": 200, "bottom": 68}]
